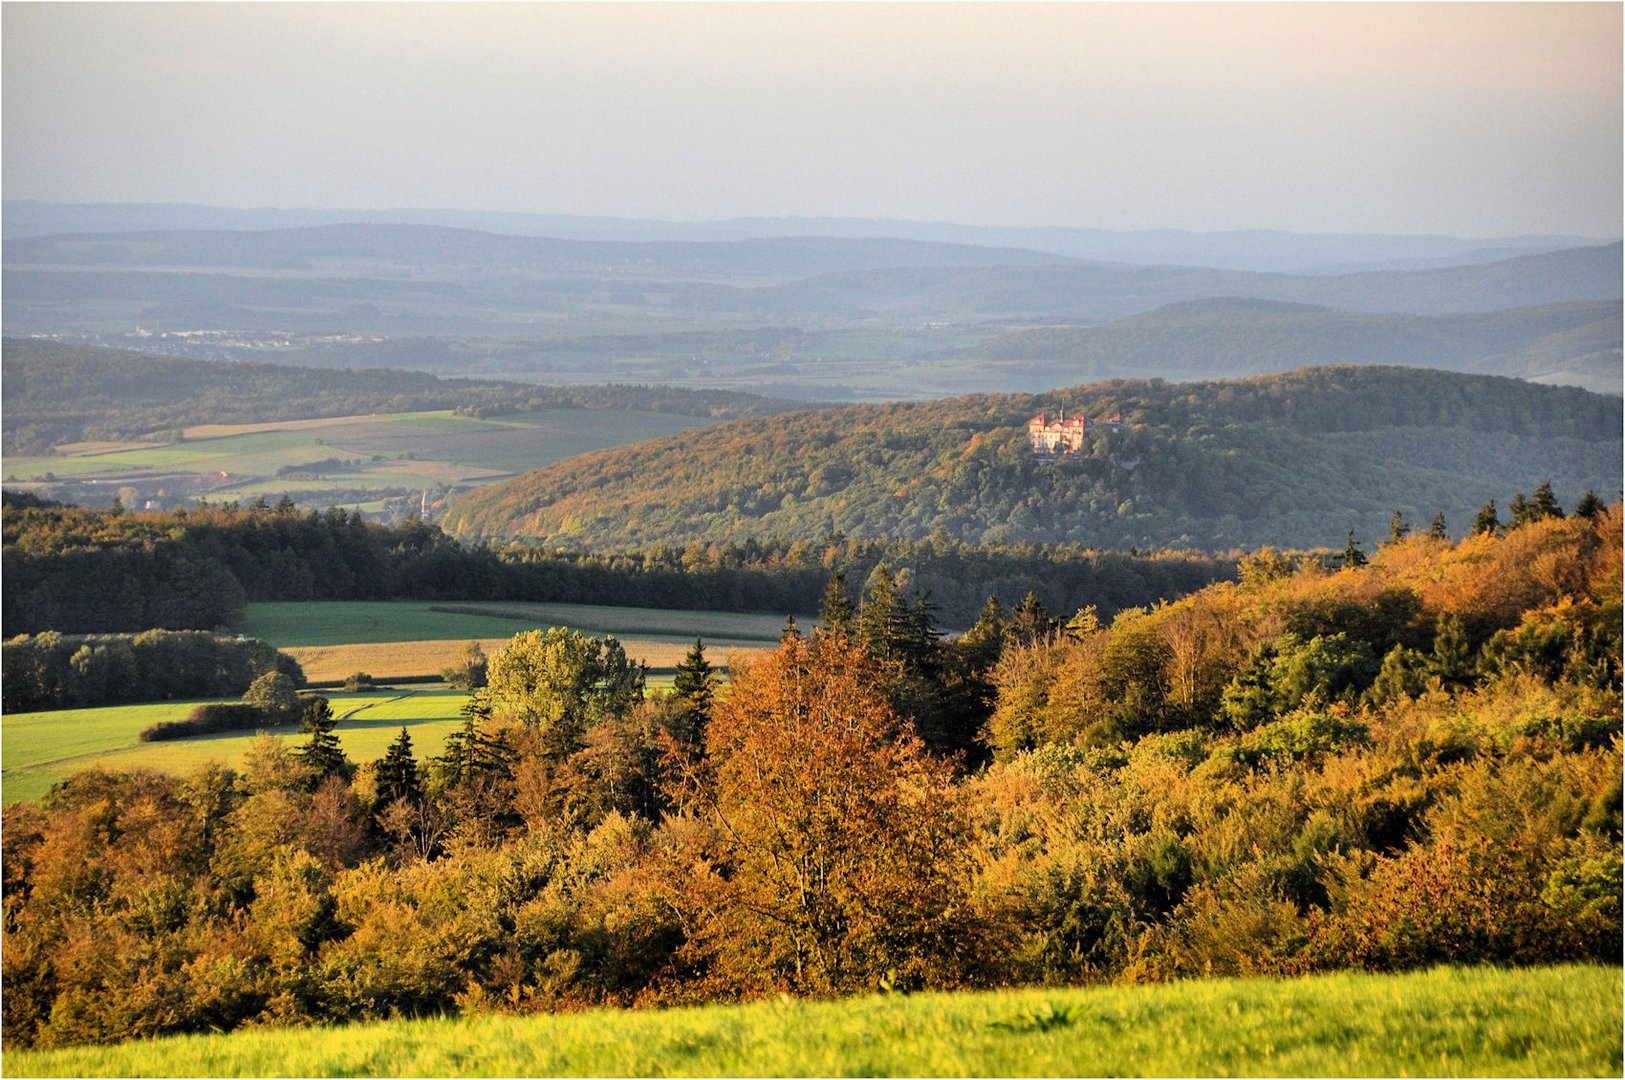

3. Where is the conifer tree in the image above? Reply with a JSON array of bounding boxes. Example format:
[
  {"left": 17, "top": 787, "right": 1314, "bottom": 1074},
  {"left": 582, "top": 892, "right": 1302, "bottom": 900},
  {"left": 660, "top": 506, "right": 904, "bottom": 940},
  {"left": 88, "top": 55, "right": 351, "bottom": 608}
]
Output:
[
  {"left": 818, "top": 571, "right": 856, "bottom": 640},
  {"left": 377, "top": 727, "right": 422, "bottom": 806},
  {"left": 1431, "top": 615, "right": 1475, "bottom": 688},
  {"left": 1340, "top": 530, "right": 1368, "bottom": 568},
  {"left": 1472, "top": 499, "right": 1501, "bottom": 536},
  {"left": 1531, "top": 480, "right": 1564, "bottom": 520},
  {"left": 669, "top": 638, "right": 717, "bottom": 752},
  {"left": 1389, "top": 511, "right": 1410, "bottom": 543},
  {"left": 1012, "top": 590, "right": 1058, "bottom": 645},
  {"left": 295, "top": 697, "right": 349, "bottom": 780},
  {"left": 1574, "top": 489, "right": 1605, "bottom": 520},
  {"left": 1428, "top": 512, "right": 1449, "bottom": 541}
]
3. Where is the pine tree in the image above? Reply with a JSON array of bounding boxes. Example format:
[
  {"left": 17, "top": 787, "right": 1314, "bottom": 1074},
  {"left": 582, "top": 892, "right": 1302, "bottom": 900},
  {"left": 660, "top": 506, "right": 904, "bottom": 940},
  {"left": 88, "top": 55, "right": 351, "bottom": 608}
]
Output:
[
  {"left": 1389, "top": 510, "right": 1410, "bottom": 543},
  {"left": 377, "top": 727, "right": 422, "bottom": 806},
  {"left": 669, "top": 638, "right": 717, "bottom": 752},
  {"left": 857, "top": 563, "right": 909, "bottom": 661},
  {"left": 1574, "top": 489, "right": 1605, "bottom": 520},
  {"left": 1531, "top": 480, "right": 1564, "bottom": 520},
  {"left": 1508, "top": 492, "right": 1536, "bottom": 527},
  {"left": 780, "top": 615, "right": 802, "bottom": 643},
  {"left": 1340, "top": 530, "right": 1368, "bottom": 568},
  {"left": 1431, "top": 615, "right": 1475, "bottom": 688},
  {"left": 1472, "top": 499, "right": 1501, "bottom": 536},
  {"left": 1428, "top": 512, "right": 1449, "bottom": 541},
  {"left": 295, "top": 697, "right": 349, "bottom": 780},
  {"left": 819, "top": 571, "right": 856, "bottom": 641},
  {"left": 1012, "top": 591, "right": 1057, "bottom": 645}
]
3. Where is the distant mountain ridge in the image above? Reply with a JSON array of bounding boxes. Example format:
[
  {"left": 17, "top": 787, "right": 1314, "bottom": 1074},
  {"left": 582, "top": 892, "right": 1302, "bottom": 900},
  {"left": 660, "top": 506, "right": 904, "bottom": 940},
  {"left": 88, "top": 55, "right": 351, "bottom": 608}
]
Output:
[
  {"left": 957, "top": 298, "right": 1622, "bottom": 394},
  {"left": 443, "top": 366, "right": 1622, "bottom": 554},
  {"left": 4, "top": 201, "right": 1608, "bottom": 274}
]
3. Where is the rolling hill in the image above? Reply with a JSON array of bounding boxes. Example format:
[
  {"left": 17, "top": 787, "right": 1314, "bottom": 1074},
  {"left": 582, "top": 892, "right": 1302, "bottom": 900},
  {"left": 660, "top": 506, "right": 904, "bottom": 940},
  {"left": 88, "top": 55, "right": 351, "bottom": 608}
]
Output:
[
  {"left": 5, "top": 201, "right": 1604, "bottom": 273},
  {"left": 443, "top": 366, "right": 1623, "bottom": 553},
  {"left": 956, "top": 298, "right": 1622, "bottom": 393}
]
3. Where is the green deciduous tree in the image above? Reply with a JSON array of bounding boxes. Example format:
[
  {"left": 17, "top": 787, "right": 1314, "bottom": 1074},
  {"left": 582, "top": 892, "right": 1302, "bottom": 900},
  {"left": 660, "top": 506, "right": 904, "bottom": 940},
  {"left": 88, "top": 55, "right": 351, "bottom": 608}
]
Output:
[{"left": 483, "top": 627, "right": 645, "bottom": 758}]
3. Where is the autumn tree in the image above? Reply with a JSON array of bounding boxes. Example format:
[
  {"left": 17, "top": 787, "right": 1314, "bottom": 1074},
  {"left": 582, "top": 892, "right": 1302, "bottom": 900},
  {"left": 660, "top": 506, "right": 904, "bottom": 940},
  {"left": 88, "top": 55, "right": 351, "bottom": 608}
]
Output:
[{"left": 700, "top": 635, "right": 985, "bottom": 994}]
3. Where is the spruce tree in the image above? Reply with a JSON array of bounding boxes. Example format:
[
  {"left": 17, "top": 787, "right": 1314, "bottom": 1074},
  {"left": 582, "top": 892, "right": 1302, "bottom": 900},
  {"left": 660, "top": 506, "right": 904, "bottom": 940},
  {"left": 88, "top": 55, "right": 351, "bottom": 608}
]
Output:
[
  {"left": 1574, "top": 489, "right": 1605, "bottom": 520},
  {"left": 1012, "top": 591, "right": 1057, "bottom": 645},
  {"left": 1428, "top": 512, "right": 1449, "bottom": 541},
  {"left": 1340, "top": 530, "right": 1368, "bottom": 568},
  {"left": 819, "top": 571, "right": 856, "bottom": 640},
  {"left": 1389, "top": 511, "right": 1409, "bottom": 543},
  {"left": 1531, "top": 480, "right": 1564, "bottom": 520},
  {"left": 670, "top": 638, "right": 717, "bottom": 752},
  {"left": 1472, "top": 499, "right": 1500, "bottom": 536},
  {"left": 377, "top": 727, "right": 422, "bottom": 806},
  {"left": 857, "top": 563, "right": 908, "bottom": 661},
  {"left": 295, "top": 697, "right": 349, "bottom": 780}
]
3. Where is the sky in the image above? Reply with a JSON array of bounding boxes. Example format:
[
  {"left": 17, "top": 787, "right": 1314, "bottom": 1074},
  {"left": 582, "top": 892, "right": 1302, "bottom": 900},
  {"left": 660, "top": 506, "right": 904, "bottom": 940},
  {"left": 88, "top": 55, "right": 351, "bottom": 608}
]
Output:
[{"left": 3, "top": 2, "right": 1620, "bottom": 238}]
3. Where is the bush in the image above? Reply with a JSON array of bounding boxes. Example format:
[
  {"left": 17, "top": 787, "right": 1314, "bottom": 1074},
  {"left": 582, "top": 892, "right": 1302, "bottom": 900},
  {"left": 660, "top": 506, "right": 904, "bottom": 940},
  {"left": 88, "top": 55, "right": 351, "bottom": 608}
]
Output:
[
  {"left": 342, "top": 673, "right": 378, "bottom": 692},
  {"left": 139, "top": 703, "right": 272, "bottom": 742}
]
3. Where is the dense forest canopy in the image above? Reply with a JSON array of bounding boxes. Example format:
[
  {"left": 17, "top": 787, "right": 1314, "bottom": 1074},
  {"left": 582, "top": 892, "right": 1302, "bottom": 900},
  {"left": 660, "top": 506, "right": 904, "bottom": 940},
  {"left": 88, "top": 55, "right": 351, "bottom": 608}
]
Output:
[
  {"left": 0, "top": 496, "right": 1234, "bottom": 634},
  {"left": 444, "top": 366, "right": 1622, "bottom": 552},
  {"left": 3, "top": 505, "right": 1617, "bottom": 1048}
]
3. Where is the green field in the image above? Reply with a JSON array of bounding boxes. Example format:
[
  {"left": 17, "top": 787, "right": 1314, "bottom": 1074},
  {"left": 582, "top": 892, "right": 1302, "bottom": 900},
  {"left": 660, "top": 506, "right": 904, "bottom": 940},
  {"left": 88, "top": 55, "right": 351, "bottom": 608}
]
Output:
[
  {"left": 1, "top": 689, "right": 471, "bottom": 805},
  {"left": 4, "top": 407, "right": 712, "bottom": 507},
  {"left": 6, "top": 965, "right": 1618, "bottom": 1077},
  {"left": 240, "top": 600, "right": 802, "bottom": 649}
]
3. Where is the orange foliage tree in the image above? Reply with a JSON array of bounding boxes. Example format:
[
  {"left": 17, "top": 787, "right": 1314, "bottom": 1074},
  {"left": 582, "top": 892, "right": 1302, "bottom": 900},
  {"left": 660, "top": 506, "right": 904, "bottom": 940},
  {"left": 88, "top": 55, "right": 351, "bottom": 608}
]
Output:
[{"left": 698, "top": 634, "right": 987, "bottom": 995}]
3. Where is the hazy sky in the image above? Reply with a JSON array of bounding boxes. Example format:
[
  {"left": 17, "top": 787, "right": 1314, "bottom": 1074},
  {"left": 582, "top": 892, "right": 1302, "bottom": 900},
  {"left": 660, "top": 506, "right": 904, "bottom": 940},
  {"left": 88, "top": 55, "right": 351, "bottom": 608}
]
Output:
[{"left": 4, "top": 2, "right": 1620, "bottom": 237}]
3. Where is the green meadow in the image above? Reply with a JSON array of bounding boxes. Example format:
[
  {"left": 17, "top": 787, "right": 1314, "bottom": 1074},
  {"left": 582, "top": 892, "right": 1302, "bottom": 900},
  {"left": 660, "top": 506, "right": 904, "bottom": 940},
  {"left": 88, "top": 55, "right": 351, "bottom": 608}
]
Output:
[
  {"left": 1, "top": 689, "right": 471, "bottom": 805},
  {"left": 6, "top": 964, "right": 1619, "bottom": 1078},
  {"left": 240, "top": 599, "right": 800, "bottom": 649}
]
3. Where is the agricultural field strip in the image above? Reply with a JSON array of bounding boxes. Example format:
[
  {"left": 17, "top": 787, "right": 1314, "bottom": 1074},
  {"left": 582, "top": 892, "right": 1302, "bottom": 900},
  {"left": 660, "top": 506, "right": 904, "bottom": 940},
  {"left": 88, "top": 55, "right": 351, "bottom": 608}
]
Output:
[
  {"left": 286, "top": 637, "right": 763, "bottom": 683},
  {"left": 5, "top": 407, "right": 714, "bottom": 485},
  {"left": 241, "top": 600, "right": 800, "bottom": 648}
]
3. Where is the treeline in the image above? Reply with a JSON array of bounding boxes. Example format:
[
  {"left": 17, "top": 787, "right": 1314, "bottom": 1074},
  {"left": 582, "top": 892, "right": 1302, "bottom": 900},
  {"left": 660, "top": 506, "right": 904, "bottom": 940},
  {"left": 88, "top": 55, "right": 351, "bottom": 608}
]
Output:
[
  {"left": 1, "top": 630, "right": 303, "bottom": 713},
  {"left": 443, "top": 365, "right": 1623, "bottom": 553},
  {"left": 1, "top": 496, "right": 1235, "bottom": 634},
  {"left": 1, "top": 339, "right": 799, "bottom": 455},
  {"left": 3, "top": 509, "right": 1618, "bottom": 1049}
]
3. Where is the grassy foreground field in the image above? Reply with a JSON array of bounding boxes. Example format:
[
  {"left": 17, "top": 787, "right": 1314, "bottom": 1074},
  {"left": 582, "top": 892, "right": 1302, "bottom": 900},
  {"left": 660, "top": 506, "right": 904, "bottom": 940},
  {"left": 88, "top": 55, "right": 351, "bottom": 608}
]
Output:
[
  {"left": 6, "top": 965, "right": 1618, "bottom": 1077},
  {"left": 2, "top": 690, "right": 471, "bottom": 804}
]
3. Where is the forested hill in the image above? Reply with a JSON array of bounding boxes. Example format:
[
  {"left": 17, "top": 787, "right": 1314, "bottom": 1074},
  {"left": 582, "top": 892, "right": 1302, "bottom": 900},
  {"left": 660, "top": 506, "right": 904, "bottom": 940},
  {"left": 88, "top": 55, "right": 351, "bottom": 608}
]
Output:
[{"left": 444, "top": 366, "right": 1623, "bottom": 553}]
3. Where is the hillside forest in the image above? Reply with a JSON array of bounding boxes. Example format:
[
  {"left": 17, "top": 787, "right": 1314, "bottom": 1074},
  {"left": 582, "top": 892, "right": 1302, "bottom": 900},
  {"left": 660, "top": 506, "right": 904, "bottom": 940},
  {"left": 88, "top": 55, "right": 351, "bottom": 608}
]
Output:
[
  {"left": 445, "top": 366, "right": 1621, "bottom": 553},
  {"left": 3, "top": 504, "right": 1619, "bottom": 1048}
]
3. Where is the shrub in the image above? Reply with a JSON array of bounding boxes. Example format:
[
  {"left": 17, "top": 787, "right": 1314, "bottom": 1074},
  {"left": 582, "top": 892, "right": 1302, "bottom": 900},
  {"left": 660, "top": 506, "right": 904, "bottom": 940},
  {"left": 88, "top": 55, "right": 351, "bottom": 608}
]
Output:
[{"left": 139, "top": 703, "right": 271, "bottom": 742}]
